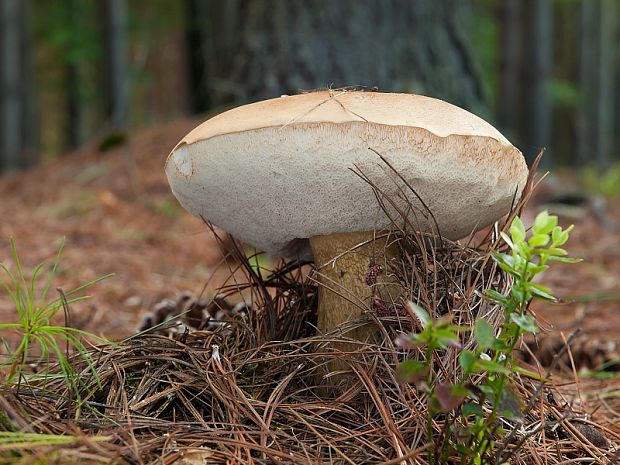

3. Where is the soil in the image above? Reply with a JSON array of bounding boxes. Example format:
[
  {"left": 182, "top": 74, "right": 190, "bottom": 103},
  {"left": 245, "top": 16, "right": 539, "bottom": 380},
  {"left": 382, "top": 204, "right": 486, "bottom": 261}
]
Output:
[
  {"left": 0, "top": 119, "right": 231, "bottom": 341},
  {"left": 1, "top": 119, "right": 619, "bottom": 370}
]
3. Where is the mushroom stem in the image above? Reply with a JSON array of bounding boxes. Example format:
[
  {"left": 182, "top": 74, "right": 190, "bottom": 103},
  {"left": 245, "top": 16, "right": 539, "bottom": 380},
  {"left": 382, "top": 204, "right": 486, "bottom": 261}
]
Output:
[{"left": 310, "top": 230, "right": 402, "bottom": 346}]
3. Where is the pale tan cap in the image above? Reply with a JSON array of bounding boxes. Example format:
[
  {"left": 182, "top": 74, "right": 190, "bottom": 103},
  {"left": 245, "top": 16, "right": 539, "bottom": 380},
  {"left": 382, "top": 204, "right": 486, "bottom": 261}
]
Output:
[{"left": 166, "top": 91, "right": 529, "bottom": 258}]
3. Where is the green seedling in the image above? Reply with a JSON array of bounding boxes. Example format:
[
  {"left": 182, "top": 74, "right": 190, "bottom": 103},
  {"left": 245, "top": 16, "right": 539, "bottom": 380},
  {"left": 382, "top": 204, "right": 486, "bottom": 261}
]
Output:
[
  {"left": 0, "top": 238, "right": 112, "bottom": 394},
  {"left": 397, "top": 211, "right": 580, "bottom": 465}
]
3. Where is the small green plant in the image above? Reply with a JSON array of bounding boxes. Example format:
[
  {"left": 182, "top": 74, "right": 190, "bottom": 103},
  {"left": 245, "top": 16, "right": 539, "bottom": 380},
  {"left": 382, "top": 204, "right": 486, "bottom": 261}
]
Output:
[
  {"left": 0, "top": 238, "right": 112, "bottom": 391},
  {"left": 397, "top": 211, "right": 580, "bottom": 465}
]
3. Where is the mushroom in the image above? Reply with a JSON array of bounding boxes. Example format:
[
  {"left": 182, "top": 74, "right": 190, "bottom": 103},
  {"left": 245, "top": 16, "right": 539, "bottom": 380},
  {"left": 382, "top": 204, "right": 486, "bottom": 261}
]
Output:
[{"left": 165, "top": 91, "right": 528, "bottom": 347}]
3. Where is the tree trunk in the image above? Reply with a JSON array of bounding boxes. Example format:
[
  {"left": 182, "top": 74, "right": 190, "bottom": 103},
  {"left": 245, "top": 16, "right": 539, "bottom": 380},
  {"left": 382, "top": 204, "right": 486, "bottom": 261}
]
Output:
[
  {"left": 66, "top": 58, "right": 83, "bottom": 149},
  {"left": 185, "top": 0, "right": 212, "bottom": 114},
  {"left": 198, "top": 0, "right": 486, "bottom": 114},
  {"left": 596, "top": 0, "right": 617, "bottom": 168},
  {"left": 66, "top": 0, "right": 84, "bottom": 149},
  {"left": 523, "top": 0, "right": 553, "bottom": 166},
  {"left": 19, "top": 0, "right": 37, "bottom": 167},
  {"left": 0, "top": 0, "right": 23, "bottom": 171},
  {"left": 101, "top": 0, "right": 128, "bottom": 129},
  {"left": 578, "top": 0, "right": 598, "bottom": 166},
  {"left": 498, "top": 0, "right": 521, "bottom": 135}
]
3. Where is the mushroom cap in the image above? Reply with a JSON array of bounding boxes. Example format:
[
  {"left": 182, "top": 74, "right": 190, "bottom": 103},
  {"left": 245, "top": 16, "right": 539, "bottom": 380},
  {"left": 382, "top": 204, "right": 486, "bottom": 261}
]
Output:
[{"left": 166, "top": 91, "right": 529, "bottom": 259}]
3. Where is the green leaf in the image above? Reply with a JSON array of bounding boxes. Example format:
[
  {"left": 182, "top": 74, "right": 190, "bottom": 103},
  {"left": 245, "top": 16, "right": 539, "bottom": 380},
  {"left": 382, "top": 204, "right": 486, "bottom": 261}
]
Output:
[
  {"left": 547, "top": 247, "right": 568, "bottom": 256},
  {"left": 525, "top": 262, "right": 549, "bottom": 274},
  {"left": 434, "top": 328, "right": 461, "bottom": 349},
  {"left": 478, "top": 384, "right": 496, "bottom": 396},
  {"left": 532, "top": 210, "right": 549, "bottom": 233},
  {"left": 475, "top": 359, "right": 512, "bottom": 375},
  {"left": 510, "top": 314, "right": 538, "bottom": 333},
  {"left": 528, "top": 234, "right": 550, "bottom": 247},
  {"left": 462, "top": 402, "right": 483, "bottom": 418},
  {"left": 475, "top": 319, "right": 495, "bottom": 350},
  {"left": 486, "top": 289, "right": 508, "bottom": 303},
  {"left": 528, "top": 283, "right": 557, "bottom": 301},
  {"left": 446, "top": 325, "right": 472, "bottom": 333},
  {"left": 513, "top": 366, "right": 547, "bottom": 381},
  {"left": 410, "top": 331, "right": 431, "bottom": 346},
  {"left": 533, "top": 210, "right": 557, "bottom": 235},
  {"left": 407, "top": 302, "right": 431, "bottom": 329},
  {"left": 492, "top": 252, "right": 514, "bottom": 268},
  {"left": 397, "top": 359, "right": 427, "bottom": 383},
  {"left": 516, "top": 240, "right": 532, "bottom": 259},
  {"left": 509, "top": 217, "right": 526, "bottom": 243},
  {"left": 546, "top": 256, "right": 582, "bottom": 263},
  {"left": 551, "top": 226, "right": 572, "bottom": 246},
  {"left": 456, "top": 444, "right": 473, "bottom": 456},
  {"left": 492, "top": 338, "right": 510, "bottom": 351},
  {"left": 459, "top": 350, "right": 477, "bottom": 372},
  {"left": 511, "top": 284, "right": 526, "bottom": 302},
  {"left": 498, "top": 387, "right": 523, "bottom": 421},
  {"left": 498, "top": 262, "right": 520, "bottom": 277}
]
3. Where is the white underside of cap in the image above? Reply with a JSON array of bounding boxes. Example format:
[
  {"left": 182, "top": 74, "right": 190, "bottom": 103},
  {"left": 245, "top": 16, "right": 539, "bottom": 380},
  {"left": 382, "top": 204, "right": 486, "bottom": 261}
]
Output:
[{"left": 166, "top": 122, "right": 527, "bottom": 257}]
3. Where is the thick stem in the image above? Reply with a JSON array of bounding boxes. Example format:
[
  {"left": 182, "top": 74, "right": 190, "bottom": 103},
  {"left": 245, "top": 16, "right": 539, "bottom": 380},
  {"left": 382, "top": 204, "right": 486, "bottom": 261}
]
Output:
[{"left": 310, "top": 230, "right": 402, "bottom": 347}]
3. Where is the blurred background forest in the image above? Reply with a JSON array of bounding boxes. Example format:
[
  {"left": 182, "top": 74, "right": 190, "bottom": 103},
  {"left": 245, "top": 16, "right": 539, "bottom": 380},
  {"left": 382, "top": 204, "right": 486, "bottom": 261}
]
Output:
[{"left": 0, "top": 0, "right": 619, "bottom": 174}]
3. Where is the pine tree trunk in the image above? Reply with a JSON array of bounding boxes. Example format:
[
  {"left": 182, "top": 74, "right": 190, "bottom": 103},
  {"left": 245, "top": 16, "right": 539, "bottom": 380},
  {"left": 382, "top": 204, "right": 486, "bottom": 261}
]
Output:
[
  {"left": 101, "top": 0, "right": 128, "bottom": 129},
  {"left": 66, "top": 0, "right": 84, "bottom": 149},
  {"left": 0, "top": 0, "right": 23, "bottom": 171},
  {"left": 199, "top": 0, "right": 486, "bottom": 114},
  {"left": 185, "top": 0, "right": 212, "bottom": 114},
  {"left": 19, "top": 0, "right": 37, "bottom": 167},
  {"left": 523, "top": 0, "right": 553, "bottom": 166},
  {"left": 498, "top": 0, "right": 521, "bottom": 134},
  {"left": 578, "top": 0, "right": 598, "bottom": 166},
  {"left": 596, "top": 0, "right": 617, "bottom": 168}
]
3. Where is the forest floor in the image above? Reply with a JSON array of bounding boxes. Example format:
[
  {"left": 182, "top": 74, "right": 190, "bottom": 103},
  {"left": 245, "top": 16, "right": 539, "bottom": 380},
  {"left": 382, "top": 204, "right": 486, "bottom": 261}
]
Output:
[
  {"left": 2, "top": 119, "right": 620, "bottom": 462},
  {"left": 1, "top": 118, "right": 619, "bottom": 365}
]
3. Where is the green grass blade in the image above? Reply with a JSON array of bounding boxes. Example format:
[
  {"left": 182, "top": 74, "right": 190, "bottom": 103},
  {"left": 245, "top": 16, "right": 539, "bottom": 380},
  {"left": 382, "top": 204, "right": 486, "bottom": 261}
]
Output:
[
  {"left": 0, "top": 431, "right": 111, "bottom": 450},
  {"left": 59, "top": 273, "right": 115, "bottom": 298},
  {"left": 38, "top": 238, "right": 65, "bottom": 307}
]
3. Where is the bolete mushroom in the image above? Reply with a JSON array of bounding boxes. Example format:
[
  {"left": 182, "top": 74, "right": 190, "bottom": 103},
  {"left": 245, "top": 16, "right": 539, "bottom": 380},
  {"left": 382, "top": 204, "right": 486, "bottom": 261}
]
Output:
[{"left": 165, "top": 91, "right": 528, "bottom": 346}]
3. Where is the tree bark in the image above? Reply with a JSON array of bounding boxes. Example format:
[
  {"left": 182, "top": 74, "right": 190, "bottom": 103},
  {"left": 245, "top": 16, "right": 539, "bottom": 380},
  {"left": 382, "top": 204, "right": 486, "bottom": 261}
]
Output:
[
  {"left": 65, "top": 0, "right": 84, "bottom": 149},
  {"left": 197, "top": 0, "right": 486, "bottom": 114},
  {"left": 101, "top": 0, "right": 128, "bottom": 129},
  {"left": 19, "top": 0, "right": 37, "bottom": 167},
  {"left": 596, "top": 0, "right": 617, "bottom": 168},
  {"left": 185, "top": 0, "right": 212, "bottom": 114},
  {"left": 0, "top": 0, "right": 23, "bottom": 171},
  {"left": 577, "top": 0, "right": 598, "bottom": 166},
  {"left": 498, "top": 0, "right": 521, "bottom": 134},
  {"left": 523, "top": 0, "right": 553, "bottom": 166}
]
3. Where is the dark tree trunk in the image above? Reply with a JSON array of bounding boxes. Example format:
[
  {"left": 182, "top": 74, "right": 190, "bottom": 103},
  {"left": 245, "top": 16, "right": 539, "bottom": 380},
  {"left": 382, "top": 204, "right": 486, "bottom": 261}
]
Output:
[
  {"left": 65, "top": 0, "right": 84, "bottom": 149},
  {"left": 523, "top": 0, "right": 553, "bottom": 166},
  {"left": 578, "top": 0, "right": 598, "bottom": 166},
  {"left": 596, "top": 0, "right": 617, "bottom": 168},
  {"left": 197, "top": 0, "right": 486, "bottom": 115},
  {"left": 498, "top": 0, "right": 521, "bottom": 134},
  {"left": 66, "top": 60, "right": 83, "bottom": 149},
  {"left": 18, "top": 0, "right": 37, "bottom": 168},
  {"left": 577, "top": 0, "right": 618, "bottom": 169},
  {"left": 0, "top": 0, "right": 23, "bottom": 171},
  {"left": 185, "top": 0, "right": 212, "bottom": 114},
  {"left": 101, "top": 0, "right": 128, "bottom": 129}
]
